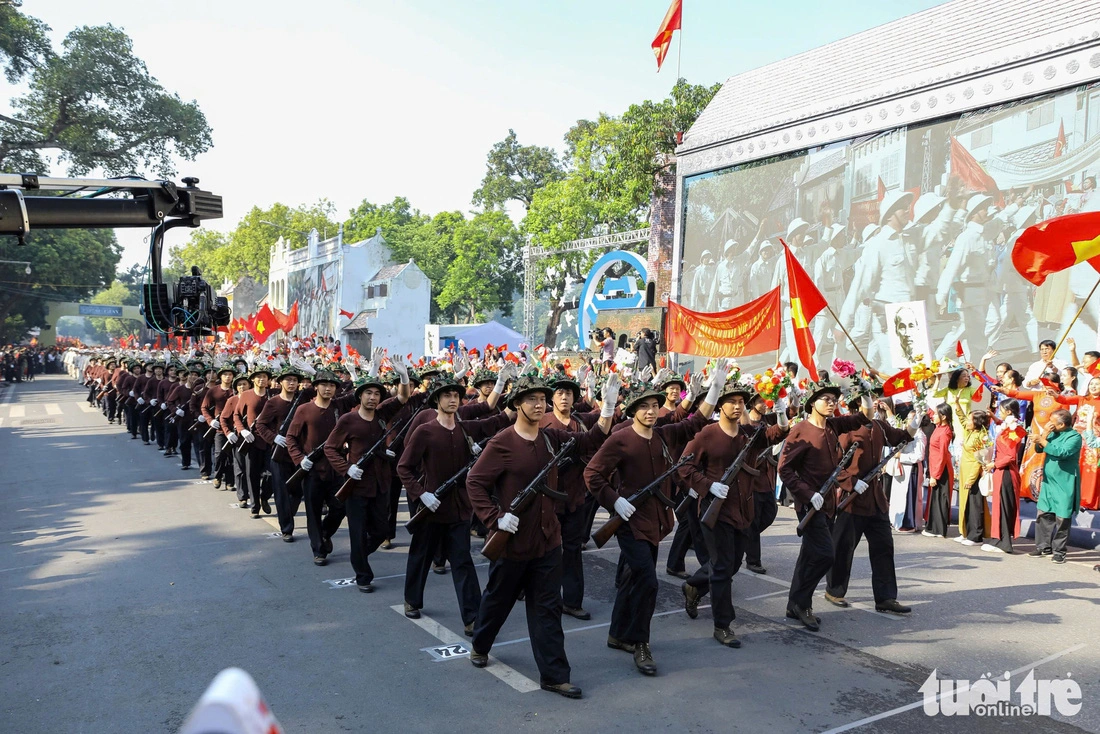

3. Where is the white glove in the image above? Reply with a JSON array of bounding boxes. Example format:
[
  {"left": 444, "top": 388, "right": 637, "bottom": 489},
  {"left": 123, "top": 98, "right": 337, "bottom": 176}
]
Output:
[
  {"left": 704, "top": 359, "right": 731, "bottom": 406},
  {"left": 210, "top": 419, "right": 220, "bottom": 429},
  {"left": 420, "top": 492, "right": 441, "bottom": 512},
  {"left": 470, "top": 441, "right": 483, "bottom": 456},
  {"left": 197, "top": 415, "right": 207, "bottom": 423},
  {"left": 274, "top": 435, "right": 287, "bottom": 447},
  {"left": 688, "top": 488, "right": 699, "bottom": 499},
  {"left": 853, "top": 479, "right": 869, "bottom": 495},
  {"left": 129, "top": 390, "right": 135, "bottom": 397},
  {"left": 175, "top": 407, "right": 185, "bottom": 417},
  {"left": 637, "top": 364, "right": 654, "bottom": 383},
  {"left": 347, "top": 464, "right": 364, "bottom": 480},
  {"left": 709, "top": 481, "right": 729, "bottom": 499},
  {"left": 240, "top": 429, "right": 254, "bottom": 443},
  {"left": 613, "top": 496, "right": 636, "bottom": 521},
  {"left": 226, "top": 432, "right": 239, "bottom": 445},
  {"left": 497, "top": 512, "right": 520, "bottom": 533},
  {"left": 687, "top": 370, "right": 705, "bottom": 402},
  {"left": 137, "top": 397, "right": 145, "bottom": 405},
  {"left": 810, "top": 492, "right": 824, "bottom": 511},
  {"left": 300, "top": 456, "right": 314, "bottom": 471},
  {"left": 653, "top": 367, "right": 673, "bottom": 386},
  {"left": 367, "top": 347, "right": 384, "bottom": 378},
  {"left": 494, "top": 363, "right": 517, "bottom": 393},
  {"left": 391, "top": 355, "right": 410, "bottom": 385},
  {"left": 160, "top": 402, "right": 167, "bottom": 410},
  {"left": 600, "top": 375, "right": 621, "bottom": 418}
]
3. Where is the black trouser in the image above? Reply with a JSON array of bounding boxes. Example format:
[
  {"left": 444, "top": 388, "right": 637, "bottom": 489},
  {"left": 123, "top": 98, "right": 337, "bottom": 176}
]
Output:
[
  {"left": 685, "top": 520, "right": 749, "bottom": 629},
  {"left": 788, "top": 507, "right": 835, "bottom": 612},
  {"left": 244, "top": 444, "right": 271, "bottom": 511},
  {"left": 386, "top": 473, "right": 402, "bottom": 541},
  {"left": 213, "top": 432, "right": 233, "bottom": 486},
  {"left": 87, "top": 384, "right": 97, "bottom": 404},
  {"left": 233, "top": 443, "right": 247, "bottom": 501},
  {"left": 1034, "top": 512, "right": 1071, "bottom": 559},
  {"left": 271, "top": 460, "right": 301, "bottom": 535},
  {"left": 178, "top": 423, "right": 192, "bottom": 468},
  {"left": 196, "top": 428, "right": 213, "bottom": 476},
  {"left": 991, "top": 468, "right": 1016, "bottom": 552},
  {"left": 558, "top": 502, "right": 590, "bottom": 609},
  {"left": 125, "top": 403, "right": 137, "bottom": 435},
  {"left": 106, "top": 393, "right": 118, "bottom": 422},
  {"left": 472, "top": 545, "right": 570, "bottom": 686},
  {"left": 164, "top": 419, "right": 178, "bottom": 452},
  {"left": 825, "top": 510, "right": 898, "bottom": 603},
  {"left": 138, "top": 407, "right": 151, "bottom": 443},
  {"left": 609, "top": 529, "right": 659, "bottom": 644},
  {"left": 964, "top": 480, "right": 986, "bottom": 542},
  {"left": 303, "top": 473, "right": 345, "bottom": 557},
  {"left": 153, "top": 414, "right": 166, "bottom": 449},
  {"left": 345, "top": 492, "right": 390, "bottom": 585},
  {"left": 746, "top": 491, "right": 778, "bottom": 566},
  {"left": 582, "top": 495, "right": 599, "bottom": 543},
  {"left": 405, "top": 518, "right": 481, "bottom": 624},
  {"left": 926, "top": 473, "right": 951, "bottom": 537},
  {"left": 667, "top": 494, "right": 709, "bottom": 573}
]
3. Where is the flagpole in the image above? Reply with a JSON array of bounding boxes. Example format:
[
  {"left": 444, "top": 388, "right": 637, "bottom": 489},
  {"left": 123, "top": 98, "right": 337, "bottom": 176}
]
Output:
[
  {"left": 826, "top": 304, "right": 874, "bottom": 374},
  {"left": 1053, "top": 275, "right": 1100, "bottom": 359}
]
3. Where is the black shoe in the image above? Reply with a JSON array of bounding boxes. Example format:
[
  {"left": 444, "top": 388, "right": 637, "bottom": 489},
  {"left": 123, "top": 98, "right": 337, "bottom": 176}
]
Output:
[
  {"left": 143, "top": 441, "right": 151, "bottom": 446},
  {"left": 181, "top": 465, "right": 191, "bottom": 471},
  {"left": 432, "top": 563, "right": 447, "bottom": 575},
  {"left": 213, "top": 478, "right": 220, "bottom": 488},
  {"left": 824, "top": 592, "right": 850, "bottom": 608},
  {"left": 251, "top": 511, "right": 260, "bottom": 519},
  {"left": 875, "top": 599, "right": 912, "bottom": 614},
  {"left": 665, "top": 567, "right": 690, "bottom": 580},
  {"left": 470, "top": 652, "right": 488, "bottom": 668},
  {"left": 322, "top": 537, "right": 333, "bottom": 555},
  {"left": 714, "top": 627, "right": 741, "bottom": 648},
  {"left": 357, "top": 583, "right": 374, "bottom": 593},
  {"left": 380, "top": 539, "right": 393, "bottom": 549},
  {"left": 1052, "top": 555, "right": 1067, "bottom": 565},
  {"left": 239, "top": 501, "right": 251, "bottom": 510},
  {"left": 607, "top": 636, "right": 635, "bottom": 653},
  {"left": 563, "top": 606, "right": 591, "bottom": 621},
  {"left": 281, "top": 533, "right": 294, "bottom": 543},
  {"left": 464, "top": 622, "right": 474, "bottom": 638},
  {"left": 633, "top": 642, "right": 656, "bottom": 676},
  {"left": 1028, "top": 549, "right": 1051, "bottom": 557},
  {"left": 682, "top": 583, "right": 700, "bottom": 619},
  {"left": 786, "top": 605, "right": 820, "bottom": 632},
  {"left": 746, "top": 562, "right": 767, "bottom": 574},
  {"left": 404, "top": 603, "right": 421, "bottom": 619},
  {"left": 313, "top": 555, "right": 327, "bottom": 566},
  {"left": 540, "top": 681, "right": 582, "bottom": 699},
  {"left": 260, "top": 498, "right": 271, "bottom": 514}
]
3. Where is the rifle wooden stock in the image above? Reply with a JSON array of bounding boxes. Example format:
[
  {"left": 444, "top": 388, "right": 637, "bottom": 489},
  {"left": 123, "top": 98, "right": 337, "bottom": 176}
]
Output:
[
  {"left": 286, "top": 443, "right": 326, "bottom": 492},
  {"left": 591, "top": 453, "right": 695, "bottom": 549},
  {"left": 833, "top": 442, "right": 907, "bottom": 515},
  {"left": 334, "top": 409, "right": 418, "bottom": 502},
  {"left": 404, "top": 442, "right": 488, "bottom": 533},
  {"left": 480, "top": 527, "right": 512, "bottom": 562},
  {"left": 699, "top": 425, "right": 766, "bottom": 530},
  {"left": 795, "top": 441, "right": 861, "bottom": 536}
]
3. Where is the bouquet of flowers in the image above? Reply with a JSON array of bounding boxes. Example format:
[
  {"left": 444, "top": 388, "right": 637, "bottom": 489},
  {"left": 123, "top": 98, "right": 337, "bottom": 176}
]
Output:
[
  {"left": 753, "top": 365, "right": 792, "bottom": 409},
  {"left": 831, "top": 359, "right": 857, "bottom": 379}
]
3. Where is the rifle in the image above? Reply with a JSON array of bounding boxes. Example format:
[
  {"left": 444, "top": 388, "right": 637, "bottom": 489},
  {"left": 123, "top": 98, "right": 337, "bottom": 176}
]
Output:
[
  {"left": 834, "top": 441, "right": 907, "bottom": 515},
  {"left": 269, "top": 390, "right": 307, "bottom": 464},
  {"left": 698, "top": 425, "right": 766, "bottom": 530},
  {"left": 285, "top": 442, "right": 328, "bottom": 492},
  {"left": 795, "top": 440, "right": 861, "bottom": 536},
  {"left": 234, "top": 419, "right": 257, "bottom": 456},
  {"left": 405, "top": 438, "right": 491, "bottom": 533},
  {"left": 591, "top": 452, "right": 695, "bottom": 549},
  {"left": 481, "top": 438, "right": 575, "bottom": 562},
  {"left": 333, "top": 414, "right": 415, "bottom": 502},
  {"left": 382, "top": 402, "right": 425, "bottom": 459}
]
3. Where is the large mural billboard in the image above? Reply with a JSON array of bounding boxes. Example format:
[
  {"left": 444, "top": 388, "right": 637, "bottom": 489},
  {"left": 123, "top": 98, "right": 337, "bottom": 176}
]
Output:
[
  {"left": 287, "top": 260, "right": 340, "bottom": 339},
  {"left": 680, "top": 82, "right": 1100, "bottom": 371}
]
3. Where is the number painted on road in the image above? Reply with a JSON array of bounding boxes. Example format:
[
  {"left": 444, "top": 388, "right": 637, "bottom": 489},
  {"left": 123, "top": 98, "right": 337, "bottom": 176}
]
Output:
[
  {"left": 422, "top": 643, "right": 469, "bottom": 662},
  {"left": 323, "top": 578, "right": 357, "bottom": 589}
]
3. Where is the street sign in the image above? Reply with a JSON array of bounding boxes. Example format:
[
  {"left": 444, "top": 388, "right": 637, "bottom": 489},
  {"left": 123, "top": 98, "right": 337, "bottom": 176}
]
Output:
[{"left": 78, "top": 304, "right": 123, "bottom": 317}]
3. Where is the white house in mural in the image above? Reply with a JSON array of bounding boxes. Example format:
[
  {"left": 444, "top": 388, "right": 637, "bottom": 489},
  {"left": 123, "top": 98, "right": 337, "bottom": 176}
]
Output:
[{"left": 267, "top": 226, "right": 430, "bottom": 357}]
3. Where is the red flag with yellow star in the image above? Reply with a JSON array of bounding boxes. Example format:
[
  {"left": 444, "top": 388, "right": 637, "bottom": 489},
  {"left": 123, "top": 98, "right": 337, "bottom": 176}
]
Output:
[
  {"left": 247, "top": 304, "right": 277, "bottom": 344},
  {"left": 781, "top": 239, "right": 827, "bottom": 382},
  {"left": 882, "top": 367, "right": 915, "bottom": 397},
  {"left": 1012, "top": 212, "right": 1100, "bottom": 286},
  {"left": 651, "top": 0, "right": 682, "bottom": 71}
]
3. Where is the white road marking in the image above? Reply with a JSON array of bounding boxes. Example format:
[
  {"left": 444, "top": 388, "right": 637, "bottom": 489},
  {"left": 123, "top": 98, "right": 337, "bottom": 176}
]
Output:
[
  {"left": 76, "top": 402, "right": 99, "bottom": 413},
  {"left": 819, "top": 643, "right": 1088, "bottom": 734},
  {"left": 44, "top": 403, "right": 62, "bottom": 415},
  {"left": 494, "top": 604, "right": 713, "bottom": 648},
  {"left": 390, "top": 604, "right": 540, "bottom": 693},
  {"left": 744, "top": 589, "right": 788, "bottom": 601},
  {"left": 9, "top": 405, "right": 25, "bottom": 418}
]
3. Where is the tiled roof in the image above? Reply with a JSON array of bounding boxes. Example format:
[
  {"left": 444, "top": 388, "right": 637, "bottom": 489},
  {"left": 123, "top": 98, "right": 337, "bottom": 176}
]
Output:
[
  {"left": 681, "top": 0, "right": 1100, "bottom": 152},
  {"left": 344, "top": 310, "right": 378, "bottom": 331},
  {"left": 368, "top": 263, "right": 408, "bottom": 282}
]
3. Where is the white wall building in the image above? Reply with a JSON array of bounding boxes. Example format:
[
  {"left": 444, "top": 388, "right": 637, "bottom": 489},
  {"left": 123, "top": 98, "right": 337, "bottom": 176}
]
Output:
[{"left": 268, "top": 226, "right": 430, "bottom": 357}]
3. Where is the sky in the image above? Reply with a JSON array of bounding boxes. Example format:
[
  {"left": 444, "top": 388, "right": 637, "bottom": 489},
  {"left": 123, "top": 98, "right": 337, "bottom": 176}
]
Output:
[{"left": 4, "top": 0, "right": 949, "bottom": 268}]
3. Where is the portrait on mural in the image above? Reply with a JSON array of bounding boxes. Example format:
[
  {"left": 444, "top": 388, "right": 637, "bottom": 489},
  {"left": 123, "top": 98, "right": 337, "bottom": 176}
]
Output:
[
  {"left": 680, "top": 82, "right": 1100, "bottom": 370},
  {"left": 884, "top": 301, "right": 932, "bottom": 372},
  {"left": 287, "top": 261, "right": 340, "bottom": 338}
]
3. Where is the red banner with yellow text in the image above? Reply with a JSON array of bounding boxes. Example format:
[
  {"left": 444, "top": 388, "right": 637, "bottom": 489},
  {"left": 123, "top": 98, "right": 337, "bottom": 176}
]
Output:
[{"left": 666, "top": 288, "right": 782, "bottom": 358}]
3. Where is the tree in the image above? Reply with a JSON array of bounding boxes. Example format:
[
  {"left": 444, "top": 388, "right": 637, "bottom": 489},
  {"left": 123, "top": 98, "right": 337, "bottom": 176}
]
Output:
[
  {"left": 86, "top": 281, "right": 139, "bottom": 339},
  {"left": 472, "top": 129, "right": 564, "bottom": 211},
  {"left": 437, "top": 210, "right": 522, "bottom": 322},
  {"left": 0, "top": 9, "right": 212, "bottom": 175}
]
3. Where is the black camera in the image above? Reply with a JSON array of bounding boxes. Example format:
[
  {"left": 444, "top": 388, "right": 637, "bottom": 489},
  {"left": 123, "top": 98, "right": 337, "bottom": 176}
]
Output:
[{"left": 166, "top": 267, "right": 230, "bottom": 334}]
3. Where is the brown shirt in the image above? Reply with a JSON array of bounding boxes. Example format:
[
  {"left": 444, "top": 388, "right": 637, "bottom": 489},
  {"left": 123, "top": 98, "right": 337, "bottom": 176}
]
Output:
[
  {"left": 838, "top": 418, "right": 911, "bottom": 516},
  {"left": 467, "top": 424, "right": 608, "bottom": 561},
  {"left": 325, "top": 397, "right": 407, "bottom": 497},
  {"left": 234, "top": 389, "right": 271, "bottom": 442},
  {"left": 201, "top": 385, "right": 234, "bottom": 422},
  {"left": 584, "top": 411, "right": 709, "bottom": 545},
  {"left": 220, "top": 395, "right": 240, "bottom": 437},
  {"left": 777, "top": 414, "right": 868, "bottom": 516},
  {"left": 745, "top": 416, "right": 788, "bottom": 495},
  {"left": 165, "top": 383, "right": 192, "bottom": 420},
  {"left": 398, "top": 411, "right": 514, "bottom": 524},
  {"left": 286, "top": 400, "right": 341, "bottom": 481},
  {"left": 255, "top": 393, "right": 300, "bottom": 460}
]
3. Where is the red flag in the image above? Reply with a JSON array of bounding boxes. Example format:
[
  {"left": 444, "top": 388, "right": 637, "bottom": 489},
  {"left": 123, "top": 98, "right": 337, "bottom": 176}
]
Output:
[
  {"left": 955, "top": 340, "right": 965, "bottom": 358},
  {"left": 339, "top": 308, "right": 354, "bottom": 320},
  {"left": 248, "top": 304, "right": 278, "bottom": 344},
  {"left": 666, "top": 290, "right": 782, "bottom": 358},
  {"left": 972, "top": 383, "right": 984, "bottom": 402},
  {"left": 1011, "top": 212, "right": 1100, "bottom": 286},
  {"left": 876, "top": 177, "right": 886, "bottom": 203},
  {"left": 781, "top": 239, "right": 828, "bottom": 382},
  {"left": 882, "top": 368, "right": 915, "bottom": 397},
  {"left": 282, "top": 302, "right": 299, "bottom": 335},
  {"left": 651, "top": 0, "right": 682, "bottom": 72},
  {"left": 272, "top": 307, "right": 288, "bottom": 331},
  {"left": 1054, "top": 119, "right": 1067, "bottom": 158},
  {"left": 949, "top": 136, "right": 1003, "bottom": 206}
]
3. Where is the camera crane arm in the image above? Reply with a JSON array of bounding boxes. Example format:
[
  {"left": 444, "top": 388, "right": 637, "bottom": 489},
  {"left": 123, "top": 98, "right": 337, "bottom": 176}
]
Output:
[{"left": 0, "top": 173, "right": 227, "bottom": 336}]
